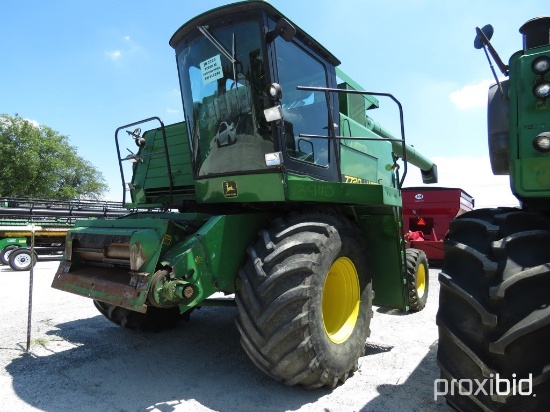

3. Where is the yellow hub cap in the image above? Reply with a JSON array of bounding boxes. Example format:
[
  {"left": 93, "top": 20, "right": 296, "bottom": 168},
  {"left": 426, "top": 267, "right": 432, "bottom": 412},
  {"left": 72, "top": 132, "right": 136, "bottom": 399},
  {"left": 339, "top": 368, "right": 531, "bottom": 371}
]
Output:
[
  {"left": 416, "top": 264, "right": 427, "bottom": 299},
  {"left": 322, "top": 257, "right": 361, "bottom": 344}
]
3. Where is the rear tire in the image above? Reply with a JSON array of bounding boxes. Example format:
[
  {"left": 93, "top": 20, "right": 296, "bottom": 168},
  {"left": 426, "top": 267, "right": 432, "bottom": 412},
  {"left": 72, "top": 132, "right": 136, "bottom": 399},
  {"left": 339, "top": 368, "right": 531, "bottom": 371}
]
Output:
[
  {"left": 1, "top": 245, "right": 20, "bottom": 265},
  {"left": 406, "top": 248, "right": 429, "bottom": 312},
  {"left": 9, "top": 248, "right": 38, "bottom": 271},
  {"left": 93, "top": 300, "right": 186, "bottom": 332},
  {"left": 236, "top": 213, "right": 373, "bottom": 388},
  {"left": 436, "top": 208, "right": 550, "bottom": 411}
]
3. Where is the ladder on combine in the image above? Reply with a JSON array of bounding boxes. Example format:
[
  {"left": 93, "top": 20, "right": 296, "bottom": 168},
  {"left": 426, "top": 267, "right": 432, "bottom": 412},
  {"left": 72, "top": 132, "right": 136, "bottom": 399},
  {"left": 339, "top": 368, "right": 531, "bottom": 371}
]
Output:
[{"left": 0, "top": 197, "right": 129, "bottom": 270}]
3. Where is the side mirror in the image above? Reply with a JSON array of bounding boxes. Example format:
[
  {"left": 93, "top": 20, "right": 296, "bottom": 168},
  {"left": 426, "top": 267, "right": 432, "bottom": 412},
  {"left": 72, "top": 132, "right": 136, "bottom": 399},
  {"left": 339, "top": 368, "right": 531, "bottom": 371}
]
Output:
[
  {"left": 266, "top": 18, "right": 296, "bottom": 43},
  {"left": 473, "top": 23, "right": 509, "bottom": 78},
  {"left": 474, "top": 24, "right": 494, "bottom": 49},
  {"left": 126, "top": 128, "right": 146, "bottom": 148}
]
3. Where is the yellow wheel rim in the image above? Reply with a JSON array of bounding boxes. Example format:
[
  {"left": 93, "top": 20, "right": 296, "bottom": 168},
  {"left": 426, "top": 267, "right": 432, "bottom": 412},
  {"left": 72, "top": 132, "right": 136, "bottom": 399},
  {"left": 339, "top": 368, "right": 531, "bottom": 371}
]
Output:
[
  {"left": 416, "top": 263, "right": 427, "bottom": 299},
  {"left": 322, "top": 257, "right": 361, "bottom": 344}
]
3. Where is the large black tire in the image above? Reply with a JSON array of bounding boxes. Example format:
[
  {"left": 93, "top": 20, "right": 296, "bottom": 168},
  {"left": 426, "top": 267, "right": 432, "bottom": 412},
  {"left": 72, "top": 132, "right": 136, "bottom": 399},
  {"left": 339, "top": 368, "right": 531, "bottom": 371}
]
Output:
[
  {"left": 436, "top": 208, "right": 550, "bottom": 411},
  {"left": 235, "top": 213, "right": 373, "bottom": 388},
  {"left": 1, "top": 245, "right": 20, "bottom": 265},
  {"left": 8, "top": 248, "right": 38, "bottom": 271},
  {"left": 406, "top": 248, "right": 429, "bottom": 312},
  {"left": 93, "top": 300, "right": 186, "bottom": 332}
]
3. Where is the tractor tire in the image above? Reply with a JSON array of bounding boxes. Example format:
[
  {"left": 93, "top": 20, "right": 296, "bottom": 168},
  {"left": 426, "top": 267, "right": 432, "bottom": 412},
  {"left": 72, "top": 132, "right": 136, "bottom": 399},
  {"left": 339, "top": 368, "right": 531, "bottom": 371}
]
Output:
[
  {"left": 235, "top": 213, "right": 373, "bottom": 388},
  {"left": 436, "top": 208, "right": 550, "bottom": 411},
  {"left": 1, "top": 245, "right": 20, "bottom": 265},
  {"left": 93, "top": 300, "right": 186, "bottom": 332},
  {"left": 406, "top": 248, "right": 429, "bottom": 311},
  {"left": 8, "top": 248, "right": 38, "bottom": 271}
]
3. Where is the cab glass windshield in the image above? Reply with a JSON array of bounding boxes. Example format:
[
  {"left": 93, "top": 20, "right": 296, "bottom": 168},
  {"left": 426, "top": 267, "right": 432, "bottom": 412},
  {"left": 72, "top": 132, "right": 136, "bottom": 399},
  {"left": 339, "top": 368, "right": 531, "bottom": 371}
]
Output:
[{"left": 177, "top": 22, "right": 273, "bottom": 177}]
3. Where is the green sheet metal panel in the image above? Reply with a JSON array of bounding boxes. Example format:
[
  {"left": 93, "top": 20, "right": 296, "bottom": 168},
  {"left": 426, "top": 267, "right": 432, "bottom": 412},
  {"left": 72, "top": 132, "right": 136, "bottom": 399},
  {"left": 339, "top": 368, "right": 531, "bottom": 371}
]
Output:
[
  {"left": 195, "top": 173, "right": 286, "bottom": 203},
  {"left": 130, "top": 121, "right": 196, "bottom": 205},
  {"left": 53, "top": 213, "right": 206, "bottom": 312},
  {"left": 195, "top": 213, "right": 270, "bottom": 291},
  {"left": 0, "top": 237, "right": 27, "bottom": 249},
  {"left": 153, "top": 213, "right": 271, "bottom": 313},
  {"left": 340, "top": 145, "right": 380, "bottom": 186},
  {"left": 509, "top": 47, "right": 550, "bottom": 200},
  {"left": 286, "top": 177, "right": 402, "bottom": 206},
  {"left": 356, "top": 209, "right": 408, "bottom": 310}
]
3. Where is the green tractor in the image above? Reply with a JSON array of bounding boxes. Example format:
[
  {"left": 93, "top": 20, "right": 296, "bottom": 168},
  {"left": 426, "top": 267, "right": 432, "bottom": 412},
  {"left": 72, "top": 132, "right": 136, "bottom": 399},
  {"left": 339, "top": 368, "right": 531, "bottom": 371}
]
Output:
[
  {"left": 52, "top": 1, "right": 437, "bottom": 388},
  {"left": 436, "top": 17, "right": 550, "bottom": 410}
]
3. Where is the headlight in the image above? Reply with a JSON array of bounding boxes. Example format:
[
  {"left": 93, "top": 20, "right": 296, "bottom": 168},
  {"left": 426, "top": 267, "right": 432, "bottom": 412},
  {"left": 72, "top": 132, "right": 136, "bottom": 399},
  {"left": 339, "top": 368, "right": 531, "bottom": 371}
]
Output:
[
  {"left": 532, "top": 56, "right": 550, "bottom": 75},
  {"left": 533, "top": 132, "right": 550, "bottom": 152},
  {"left": 266, "top": 83, "right": 282, "bottom": 100},
  {"left": 533, "top": 80, "right": 550, "bottom": 99}
]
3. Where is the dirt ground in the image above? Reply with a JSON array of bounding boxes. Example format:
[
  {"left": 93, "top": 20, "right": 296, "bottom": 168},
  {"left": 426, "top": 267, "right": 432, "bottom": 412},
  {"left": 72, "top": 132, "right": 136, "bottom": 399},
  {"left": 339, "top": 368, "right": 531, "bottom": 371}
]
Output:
[{"left": 0, "top": 260, "right": 450, "bottom": 412}]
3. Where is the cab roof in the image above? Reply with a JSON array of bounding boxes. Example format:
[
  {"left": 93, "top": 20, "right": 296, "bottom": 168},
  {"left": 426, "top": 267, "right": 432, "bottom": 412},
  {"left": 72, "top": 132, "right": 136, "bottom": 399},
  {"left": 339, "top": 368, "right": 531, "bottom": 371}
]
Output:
[{"left": 169, "top": 0, "right": 340, "bottom": 66}]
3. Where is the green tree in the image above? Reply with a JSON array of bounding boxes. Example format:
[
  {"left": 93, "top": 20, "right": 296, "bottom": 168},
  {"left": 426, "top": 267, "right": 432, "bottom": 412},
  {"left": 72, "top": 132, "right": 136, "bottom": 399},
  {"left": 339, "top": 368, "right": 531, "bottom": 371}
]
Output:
[{"left": 0, "top": 114, "right": 108, "bottom": 199}]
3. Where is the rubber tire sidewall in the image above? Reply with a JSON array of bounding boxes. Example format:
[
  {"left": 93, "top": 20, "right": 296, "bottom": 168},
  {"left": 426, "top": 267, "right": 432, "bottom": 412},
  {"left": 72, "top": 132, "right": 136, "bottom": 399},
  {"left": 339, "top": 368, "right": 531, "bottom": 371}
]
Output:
[
  {"left": 1, "top": 245, "right": 20, "bottom": 265},
  {"left": 309, "top": 228, "right": 371, "bottom": 376},
  {"left": 407, "top": 248, "right": 429, "bottom": 312},
  {"left": 93, "top": 300, "right": 185, "bottom": 332},
  {"left": 437, "top": 208, "right": 550, "bottom": 411},
  {"left": 236, "top": 213, "right": 373, "bottom": 388},
  {"left": 9, "top": 248, "right": 37, "bottom": 271}
]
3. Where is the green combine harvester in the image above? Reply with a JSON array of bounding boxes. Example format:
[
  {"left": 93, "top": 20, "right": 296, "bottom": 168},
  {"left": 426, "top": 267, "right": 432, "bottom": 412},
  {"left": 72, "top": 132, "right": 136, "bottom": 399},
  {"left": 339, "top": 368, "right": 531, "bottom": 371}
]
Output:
[
  {"left": 436, "top": 17, "right": 550, "bottom": 411},
  {"left": 52, "top": 1, "right": 437, "bottom": 388}
]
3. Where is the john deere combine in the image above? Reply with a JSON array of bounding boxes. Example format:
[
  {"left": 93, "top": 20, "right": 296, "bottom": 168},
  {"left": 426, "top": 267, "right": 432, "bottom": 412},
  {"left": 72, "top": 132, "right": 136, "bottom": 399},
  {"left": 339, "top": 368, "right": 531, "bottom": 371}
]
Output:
[
  {"left": 52, "top": 1, "right": 437, "bottom": 388},
  {"left": 436, "top": 17, "right": 550, "bottom": 410}
]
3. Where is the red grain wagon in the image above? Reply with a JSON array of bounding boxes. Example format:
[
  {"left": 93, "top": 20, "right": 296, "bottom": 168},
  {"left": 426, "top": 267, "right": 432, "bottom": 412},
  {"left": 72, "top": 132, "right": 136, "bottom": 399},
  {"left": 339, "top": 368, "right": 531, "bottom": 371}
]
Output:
[{"left": 402, "top": 187, "right": 474, "bottom": 263}]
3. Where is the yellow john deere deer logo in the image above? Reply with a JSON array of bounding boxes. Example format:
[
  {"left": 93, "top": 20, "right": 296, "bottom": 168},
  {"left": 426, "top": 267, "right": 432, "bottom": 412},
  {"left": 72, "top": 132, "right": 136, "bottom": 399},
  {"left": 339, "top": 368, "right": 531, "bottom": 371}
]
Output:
[{"left": 223, "top": 181, "right": 238, "bottom": 198}]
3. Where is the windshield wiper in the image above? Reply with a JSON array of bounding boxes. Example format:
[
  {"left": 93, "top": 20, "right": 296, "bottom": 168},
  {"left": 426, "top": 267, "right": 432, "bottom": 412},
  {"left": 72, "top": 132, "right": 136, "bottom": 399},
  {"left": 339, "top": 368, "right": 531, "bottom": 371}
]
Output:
[
  {"left": 197, "top": 25, "right": 236, "bottom": 64},
  {"left": 198, "top": 25, "right": 238, "bottom": 83}
]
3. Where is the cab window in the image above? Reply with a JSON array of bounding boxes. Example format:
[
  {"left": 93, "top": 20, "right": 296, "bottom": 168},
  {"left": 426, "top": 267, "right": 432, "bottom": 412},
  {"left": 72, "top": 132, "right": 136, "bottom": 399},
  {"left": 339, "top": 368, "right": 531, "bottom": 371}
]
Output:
[{"left": 275, "top": 37, "right": 330, "bottom": 167}]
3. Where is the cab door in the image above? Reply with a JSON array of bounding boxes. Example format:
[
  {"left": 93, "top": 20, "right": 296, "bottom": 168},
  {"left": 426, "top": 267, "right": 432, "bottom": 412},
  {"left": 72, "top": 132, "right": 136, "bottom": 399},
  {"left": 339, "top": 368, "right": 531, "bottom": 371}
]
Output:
[{"left": 270, "top": 34, "right": 340, "bottom": 182}]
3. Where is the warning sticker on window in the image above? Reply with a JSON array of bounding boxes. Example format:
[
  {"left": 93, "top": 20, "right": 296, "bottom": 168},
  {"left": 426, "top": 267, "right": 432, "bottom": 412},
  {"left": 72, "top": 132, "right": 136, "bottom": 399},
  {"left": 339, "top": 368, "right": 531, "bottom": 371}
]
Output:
[{"left": 200, "top": 55, "right": 223, "bottom": 84}]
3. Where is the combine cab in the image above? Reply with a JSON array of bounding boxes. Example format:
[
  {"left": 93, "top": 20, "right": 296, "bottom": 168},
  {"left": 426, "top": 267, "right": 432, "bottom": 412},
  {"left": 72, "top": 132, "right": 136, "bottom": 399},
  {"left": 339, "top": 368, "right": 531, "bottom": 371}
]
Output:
[{"left": 52, "top": 1, "right": 438, "bottom": 388}]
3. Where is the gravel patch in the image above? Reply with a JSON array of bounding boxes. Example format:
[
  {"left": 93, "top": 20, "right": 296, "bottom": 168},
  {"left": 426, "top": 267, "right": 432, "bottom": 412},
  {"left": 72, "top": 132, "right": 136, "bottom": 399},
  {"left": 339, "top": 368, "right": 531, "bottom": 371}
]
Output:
[{"left": 1, "top": 261, "right": 450, "bottom": 411}]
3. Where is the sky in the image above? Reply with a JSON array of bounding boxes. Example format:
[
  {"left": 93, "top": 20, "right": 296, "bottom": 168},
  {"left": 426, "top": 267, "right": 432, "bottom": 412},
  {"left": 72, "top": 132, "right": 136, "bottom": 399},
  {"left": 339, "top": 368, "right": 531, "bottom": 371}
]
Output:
[{"left": 1, "top": 0, "right": 547, "bottom": 208}]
